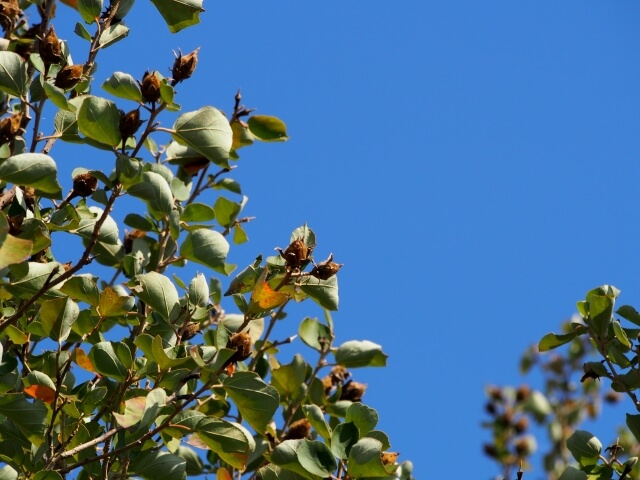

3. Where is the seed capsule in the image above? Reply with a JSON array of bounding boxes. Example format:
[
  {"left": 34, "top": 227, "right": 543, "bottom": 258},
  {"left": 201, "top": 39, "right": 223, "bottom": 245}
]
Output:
[
  {"left": 311, "top": 253, "right": 343, "bottom": 280},
  {"left": 284, "top": 419, "right": 311, "bottom": 440},
  {"left": 278, "top": 238, "right": 310, "bottom": 268},
  {"left": 171, "top": 48, "right": 199, "bottom": 85},
  {"left": 339, "top": 381, "right": 366, "bottom": 402},
  {"left": 0, "top": 111, "right": 23, "bottom": 144},
  {"left": 119, "top": 108, "right": 144, "bottom": 141},
  {"left": 72, "top": 172, "right": 98, "bottom": 198},
  {"left": 140, "top": 70, "right": 161, "bottom": 103},
  {"left": 227, "top": 331, "right": 252, "bottom": 363},
  {"left": 39, "top": 25, "right": 62, "bottom": 66},
  {"left": 54, "top": 64, "right": 83, "bottom": 90}
]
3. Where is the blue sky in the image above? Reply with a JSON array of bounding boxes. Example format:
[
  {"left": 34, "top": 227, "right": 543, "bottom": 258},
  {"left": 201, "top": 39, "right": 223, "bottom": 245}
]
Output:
[{"left": 47, "top": 1, "right": 640, "bottom": 478}]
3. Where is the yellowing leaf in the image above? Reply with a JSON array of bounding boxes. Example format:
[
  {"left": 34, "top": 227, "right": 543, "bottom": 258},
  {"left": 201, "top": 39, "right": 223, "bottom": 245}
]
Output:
[
  {"left": 73, "top": 348, "right": 97, "bottom": 373},
  {"left": 249, "top": 268, "right": 289, "bottom": 313},
  {"left": 24, "top": 385, "right": 56, "bottom": 403},
  {"left": 217, "top": 467, "right": 232, "bottom": 480}
]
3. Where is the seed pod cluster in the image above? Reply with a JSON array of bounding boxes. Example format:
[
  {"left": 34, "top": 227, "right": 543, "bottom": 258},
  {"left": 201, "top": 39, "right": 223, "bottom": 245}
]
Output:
[
  {"left": 55, "top": 64, "right": 84, "bottom": 90},
  {"left": 140, "top": 70, "right": 161, "bottom": 103},
  {"left": 171, "top": 48, "right": 199, "bottom": 85}
]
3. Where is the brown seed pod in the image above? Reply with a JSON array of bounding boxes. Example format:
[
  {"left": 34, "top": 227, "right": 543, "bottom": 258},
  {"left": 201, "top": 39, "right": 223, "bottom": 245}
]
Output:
[
  {"left": 39, "top": 25, "right": 62, "bottom": 66},
  {"left": 0, "top": 0, "right": 22, "bottom": 31},
  {"left": 483, "top": 443, "right": 499, "bottom": 459},
  {"left": 339, "top": 381, "right": 367, "bottom": 402},
  {"left": 227, "top": 331, "right": 253, "bottom": 363},
  {"left": 171, "top": 48, "right": 199, "bottom": 85},
  {"left": 54, "top": 64, "right": 84, "bottom": 90},
  {"left": 119, "top": 108, "right": 144, "bottom": 141},
  {"left": 278, "top": 238, "right": 310, "bottom": 268},
  {"left": 311, "top": 253, "right": 343, "bottom": 280},
  {"left": 380, "top": 452, "right": 399, "bottom": 466},
  {"left": 515, "top": 385, "right": 530, "bottom": 403},
  {"left": 0, "top": 111, "right": 23, "bottom": 144},
  {"left": 284, "top": 418, "right": 311, "bottom": 440},
  {"left": 140, "top": 70, "right": 161, "bottom": 103},
  {"left": 72, "top": 172, "right": 98, "bottom": 198},
  {"left": 513, "top": 417, "right": 528, "bottom": 434}
]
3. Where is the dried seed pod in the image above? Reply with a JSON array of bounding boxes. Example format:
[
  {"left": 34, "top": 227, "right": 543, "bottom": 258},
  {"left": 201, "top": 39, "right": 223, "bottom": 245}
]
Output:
[
  {"left": 278, "top": 238, "right": 310, "bottom": 268},
  {"left": 604, "top": 391, "right": 622, "bottom": 404},
  {"left": 513, "top": 417, "right": 528, "bottom": 434},
  {"left": 180, "top": 322, "right": 201, "bottom": 341},
  {"left": 328, "top": 365, "right": 348, "bottom": 385},
  {"left": 483, "top": 444, "right": 499, "bottom": 459},
  {"left": 171, "top": 48, "right": 199, "bottom": 85},
  {"left": 0, "top": 111, "right": 23, "bottom": 144},
  {"left": 227, "top": 331, "right": 252, "bottom": 363},
  {"left": 0, "top": 0, "right": 22, "bottom": 31},
  {"left": 119, "top": 108, "right": 144, "bottom": 140},
  {"left": 339, "top": 381, "right": 367, "bottom": 402},
  {"left": 284, "top": 418, "right": 311, "bottom": 440},
  {"left": 515, "top": 385, "right": 530, "bottom": 403},
  {"left": 311, "top": 253, "right": 343, "bottom": 280},
  {"left": 54, "top": 64, "right": 84, "bottom": 90},
  {"left": 140, "top": 70, "right": 161, "bottom": 103},
  {"left": 39, "top": 25, "right": 62, "bottom": 66},
  {"left": 380, "top": 452, "right": 399, "bottom": 466},
  {"left": 72, "top": 172, "right": 98, "bottom": 198}
]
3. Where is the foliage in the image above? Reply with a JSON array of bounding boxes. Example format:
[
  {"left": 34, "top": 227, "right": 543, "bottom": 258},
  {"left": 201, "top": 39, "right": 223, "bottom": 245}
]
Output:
[
  {"left": 0, "top": 1, "right": 414, "bottom": 479},
  {"left": 483, "top": 287, "right": 640, "bottom": 480}
]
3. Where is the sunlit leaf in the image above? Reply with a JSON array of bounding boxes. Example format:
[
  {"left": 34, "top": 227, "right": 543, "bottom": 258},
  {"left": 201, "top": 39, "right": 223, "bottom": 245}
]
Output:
[
  {"left": 102, "top": 72, "right": 142, "bottom": 102},
  {"left": 0, "top": 52, "right": 28, "bottom": 97},
  {"left": 150, "top": 0, "right": 204, "bottom": 33},
  {"left": 248, "top": 115, "right": 288, "bottom": 142},
  {"left": 0, "top": 154, "right": 62, "bottom": 199},
  {"left": 223, "top": 372, "right": 279, "bottom": 433},
  {"left": 335, "top": 340, "right": 387, "bottom": 368},
  {"left": 77, "top": 96, "right": 122, "bottom": 146},
  {"left": 0, "top": 212, "right": 32, "bottom": 269},
  {"left": 128, "top": 272, "right": 179, "bottom": 321},
  {"left": 172, "top": 107, "right": 232, "bottom": 167}
]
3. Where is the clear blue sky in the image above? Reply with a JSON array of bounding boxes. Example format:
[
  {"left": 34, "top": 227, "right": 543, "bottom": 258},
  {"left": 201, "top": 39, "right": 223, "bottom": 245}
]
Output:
[{"left": 50, "top": 1, "right": 640, "bottom": 478}]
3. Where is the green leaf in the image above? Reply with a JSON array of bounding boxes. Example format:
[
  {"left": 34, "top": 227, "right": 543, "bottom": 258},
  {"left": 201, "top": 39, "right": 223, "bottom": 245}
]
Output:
[
  {"left": 523, "top": 390, "right": 552, "bottom": 422},
  {"left": 302, "top": 405, "right": 331, "bottom": 441},
  {"left": 627, "top": 414, "right": 640, "bottom": 443},
  {"left": 60, "top": 275, "right": 100, "bottom": 306},
  {"left": 347, "top": 438, "right": 394, "bottom": 478},
  {"left": 298, "top": 275, "right": 338, "bottom": 311},
  {"left": 335, "top": 340, "right": 387, "bottom": 368},
  {"left": 299, "top": 318, "right": 332, "bottom": 352},
  {"left": 73, "top": 205, "right": 121, "bottom": 245},
  {"left": 248, "top": 115, "right": 288, "bottom": 142},
  {"left": 195, "top": 417, "right": 255, "bottom": 469},
  {"left": 88, "top": 342, "right": 132, "bottom": 381},
  {"left": 78, "top": 0, "right": 102, "bottom": 23},
  {"left": 585, "top": 285, "right": 618, "bottom": 337},
  {"left": 180, "top": 228, "right": 230, "bottom": 270},
  {"left": 74, "top": 22, "right": 92, "bottom": 40},
  {"left": 77, "top": 96, "right": 122, "bottom": 147},
  {"left": 345, "top": 403, "right": 378, "bottom": 436},
  {"left": 128, "top": 272, "right": 179, "bottom": 321},
  {"left": 42, "top": 80, "right": 73, "bottom": 111},
  {"left": 538, "top": 330, "right": 580, "bottom": 352},
  {"left": 172, "top": 106, "right": 232, "bottom": 167},
  {"left": 39, "top": 296, "right": 79, "bottom": 342},
  {"left": 97, "top": 286, "right": 134, "bottom": 317},
  {"left": 0, "top": 52, "right": 28, "bottom": 97},
  {"left": 0, "top": 394, "right": 47, "bottom": 446},
  {"left": 566, "top": 430, "right": 601, "bottom": 466},
  {"left": 257, "top": 464, "right": 309, "bottom": 480},
  {"left": 225, "top": 256, "right": 264, "bottom": 296},
  {"left": 6, "top": 262, "right": 66, "bottom": 299},
  {"left": 128, "top": 171, "right": 174, "bottom": 220},
  {"left": 5, "top": 325, "right": 27, "bottom": 345},
  {"left": 33, "top": 471, "right": 63, "bottom": 480},
  {"left": 0, "top": 212, "right": 32, "bottom": 269},
  {"left": 330, "top": 422, "right": 358, "bottom": 459},
  {"left": 124, "top": 213, "right": 155, "bottom": 231},
  {"left": 129, "top": 450, "right": 186, "bottom": 480},
  {"left": 182, "top": 203, "right": 215, "bottom": 222},
  {"left": 233, "top": 224, "right": 248, "bottom": 244},
  {"left": 213, "top": 196, "right": 244, "bottom": 228},
  {"left": 271, "top": 439, "right": 334, "bottom": 480},
  {"left": 188, "top": 273, "right": 209, "bottom": 308},
  {"left": 290, "top": 224, "right": 316, "bottom": 249},
  {"left": 98, "top": 24, "right": 129, "bottom": 48},
  {"left": 223, "top": 371, "right": 279, "bottom": 433},
  {"left": 151, "top": 335, "right": 190, "bottom": 370},
  {"left": 557, "top": 467, "right": 588, "bottom": 480},
  {"left": 102, "top": 72, "right": 142, "bottom": 102},
  {"left": 54, "top": 108, "right": 80, "bottom": 142},
  {"left": 0, "top": 153, "right": 62, "bottom": 198},
  {"left": 215, "top": 178, "right": 242, "bottom": 194},
  {"left": 618, "top": 305, "right": 640, "bottom": 327},
  {"left": 272, "top": 354, "right": 307, "bottom": 400},
  {"left": 612, "top": 319, "right": 631, "bottom": 348},
  {"left": 150, "top": 0, "right": 204, "bottom": 33}
]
